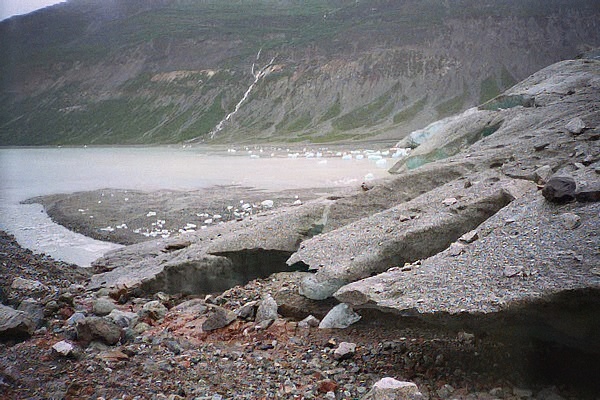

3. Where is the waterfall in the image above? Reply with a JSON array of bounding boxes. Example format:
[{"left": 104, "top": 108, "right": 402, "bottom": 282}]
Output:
[{"left": 209, "top": 50, "right": 276, "bottom": 139}]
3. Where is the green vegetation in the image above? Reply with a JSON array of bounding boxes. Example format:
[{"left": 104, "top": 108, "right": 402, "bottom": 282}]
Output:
[
  {"left": 318, "top": 96, "right": 342, "bottom": 123},
  {"left": 393, "top": 96, "right": 428, "bottom": 125},
  {"left": 332, "top": 93, "right": 394, "bottom": 131},
  {"left": 435, "top": 88, "right": 469, "bottom": 117}
]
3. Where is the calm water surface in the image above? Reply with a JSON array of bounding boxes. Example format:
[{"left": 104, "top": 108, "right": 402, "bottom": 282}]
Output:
[{"left": 0, "top": 146, "right": 389, "bottom": 266}]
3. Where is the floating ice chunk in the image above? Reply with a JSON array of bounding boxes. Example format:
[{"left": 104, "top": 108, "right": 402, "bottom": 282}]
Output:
[
  {"left": 341, "top": 154, "right": 352, "bottom": 160},
  {"left": 336, "top": 152, "right": 343, "bottom": 157},
  {"left": 250, "top": 154, "right": 260, "bottom": 159},
  {"left": 241, "top": 203, "right": 251, "bottom": 211},
  {"left": 100, "top": 226, "right": 115, "bottom": 232},
  {"left": 213, "top": 214, "right": 222, "bottom": 220},
  {"left": 227, "top": 206, "right": 234, "bottom": 211},
  {"left": 78, "top": 209, "right": 85, "bottom": 213},
  {"left": 316, "top": 152, "right": 323, "bottom": 158},
  {"left": 293, "top": 199, "right": 302, "bottom": 206},
  {"left": 204, "top": 218, "right": 213, "bottom": 225},
  {"left": 116, "top": 224, "right": 128, "bottom": 229},
  {"left": 185, "top": 223, "right": 197, "bottom": 229},
  {"left": 368, "top": 154, "right": 383, "bottom": 161},
  {"left": 364, "top": 173, "right": 375, "bottom": 181},
  {"left": 305, "top": 152, "right": 315, "bottom": 158},
  {"left": 375, "top": 159, "right": 387, "bottom": 168},
  {"left": 355, "top": 154, "right": 364, "bottom": 160},
  {"left": 261, "top": 200, "right": 274, "bottom": 209},
  {"left": 124, "top": 198, "right": 129, "bottom": 202},
  {"left": 147, "top": 211, "right": 157, "bottom": 217}
]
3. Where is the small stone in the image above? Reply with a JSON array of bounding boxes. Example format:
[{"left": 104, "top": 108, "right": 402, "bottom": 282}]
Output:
[
  {"left": 333, "top": 342, "right": 356, "bottom": 360},
  {"left": 503, "top": 265, "right": 524, "bottom": 278},
  {"left": 398, "top": 214, "right": 411, "bottom": 222},
  {"left": 298, "top": 315, "right": 320, "bottom": 329},
  {"left": 92, "top": 297, "right": 116, "bottom": 316},
  {"left": 459, "top": 229, "right": 479, "bottom": 244},
  {"left": 67, "top": 312, "right": 86, "bottom": 326},
  {"left": 442, "top": 197, "right": 458, "bottom": 206},
  {"left": 362, "top": 378, "right": 423, "bottom": 400},
  {"left": 542, "top": 174, "right": 576, "bottom": 203},
  {"left": 558, "top": 213, "right": 581, "bottom": 230},
  {"left": 437, "top": 384, "right": 455, "bottom": 399},
  {"left": 319, "top": 304, "right": 361, "bottom": 329},
  {"left": 255, "top": 294, "right": 278, "bottom": 323},
  {"left": 448, "top": 242, "right": 465, "bottom": 256},
  {"left": 133, "top": 322, "right": 151, "bottom": 334},
  {"left": 565, "top": 117, "right": 585, "bottom": 134},
  {"left": 534, "top": 142, "right": 550, "bottom": 151},
  {"left": 534, "top": 165, "right": 554, "bottom": 185},
  {"left": 235, "top": 301, "right": 258, "bottom": 320},
  {"left": 52, "top": 340, "right": 75, "bottom": 356}
]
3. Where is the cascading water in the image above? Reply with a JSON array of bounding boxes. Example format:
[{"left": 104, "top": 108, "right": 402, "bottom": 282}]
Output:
[{"left": 209, "top": 50, "right": 277, "bottom": 139}]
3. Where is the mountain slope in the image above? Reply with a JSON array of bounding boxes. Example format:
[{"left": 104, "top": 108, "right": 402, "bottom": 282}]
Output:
[{"left": 1, "top": 0, "right": 599, "bottom": 145}]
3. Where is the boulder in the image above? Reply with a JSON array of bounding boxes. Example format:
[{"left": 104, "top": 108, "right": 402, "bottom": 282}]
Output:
[
  {"left": 105, "top": 309, "right": 139, "bottom": 328},
  {"left": 542, "top": 175, "right": 577, "bottom": 203},
  {"left": 92, "top": 297, "right": 116, "bottom": 316},
  {"left": 255, "top": 294, "right": 278, "bottom": 323},
  {"left": 318, "top": 304, "right": 361, "bottom": 329},
  {"left": 139, "top": 300, "right": 168, "bottom": 320},
  {"left": 76, "top": 316, "right": 123, "bottom": 345},
  {"left": 333, "top": 341, "right": 356, "bottom": 360},
  {"left": 0, "top": 304, "right": 35, "bottom": 340},
  {"left": 202, "top": 306, "right": 237, "bottom": 331},
  {"left": 565, "top": 117, "right": 586, "bottom": 134},
  {"left": 17, "top": 298, "right": 45, "bottom": 329},
  {"left": 362, "top": 378, "right": 423, "bottom": 400}
]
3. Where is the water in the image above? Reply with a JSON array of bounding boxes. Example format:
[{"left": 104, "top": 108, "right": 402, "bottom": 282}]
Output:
[{"left": 0, "top": 146, "right": 389, "bottom": 266}]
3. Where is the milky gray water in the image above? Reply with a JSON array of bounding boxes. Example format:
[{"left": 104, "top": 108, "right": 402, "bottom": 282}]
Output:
[{"left": 0, "top": 146, "right": 390, "bottom": 266}]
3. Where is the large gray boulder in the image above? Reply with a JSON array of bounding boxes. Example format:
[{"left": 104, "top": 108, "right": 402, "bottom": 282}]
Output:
[{"left": 0, "top": 304, "right": 35, "bottom": 340}]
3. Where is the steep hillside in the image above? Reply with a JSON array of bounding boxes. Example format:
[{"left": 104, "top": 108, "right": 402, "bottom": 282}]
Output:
[{"left": 1, "top": 0, "right": 599, "bottom": 145}]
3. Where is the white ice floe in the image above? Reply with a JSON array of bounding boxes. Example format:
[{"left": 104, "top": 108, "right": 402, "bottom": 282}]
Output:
[
  {"left": 375, "top": 159, "right": 387, "bottom": 168},
  {"left": 341, "top": 154, "right": 352, "bottom": 160},
  {"left": 261, "top": 200, "right": 274, "bottom": 209},
  {"left": 146, "top": 211, "right": 157, "bottom": 217},
  {"left": 355, "top": 155, "right": 364, "bottom": 160},
  {"left": 116, "top": 224, "right": 128, "bottom": 229},
  {"left": 364, "top": 173, "right": 375, "bottom": 181},
  {"left": 100, "top": 226, "right": 115, "bottom": 232},
  {"left": 204, "top": 218, "right": 213, "bottom": 225}
]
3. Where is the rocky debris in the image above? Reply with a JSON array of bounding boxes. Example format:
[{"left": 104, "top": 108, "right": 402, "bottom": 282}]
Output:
[
  {"left": 319, "top": 303, "right": 361, "bottom": 329},
  {"left": 0, "top": 304, "right": 35, "bottom": 340},
  {"left": 542, "top": 174, "right": 577, "bottom": 203},
  {"left": 76, "top": 316, "right": 123, "bottom": 345},
  {"left": 1, "top": 230, "right": 598, "bottom": 399},
  {"left": 362, "top": 378, "right": 423, "bottom": 400},
  {"left": 10, "top": 277, "right": 49, "bottom": 295}
]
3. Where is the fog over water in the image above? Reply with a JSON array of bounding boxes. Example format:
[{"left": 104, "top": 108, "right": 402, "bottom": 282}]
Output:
[{"left": 0, "top": 146, "right": 389, "bottom": 266}]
